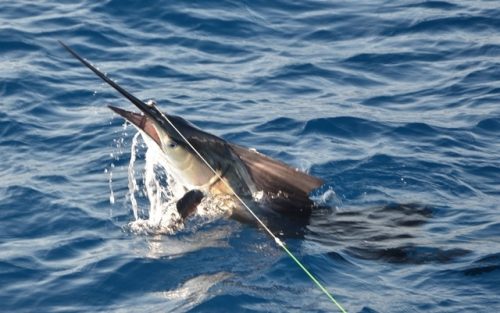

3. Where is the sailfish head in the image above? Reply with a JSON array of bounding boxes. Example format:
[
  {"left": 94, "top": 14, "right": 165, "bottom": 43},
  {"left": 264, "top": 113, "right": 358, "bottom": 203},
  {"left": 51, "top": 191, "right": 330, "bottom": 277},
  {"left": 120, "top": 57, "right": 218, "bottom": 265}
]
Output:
[
  {"left": 59, "top": 41, "right": 217, "bottom": 188},
  {"left": 109, "top": 105, "right": 177, "bottom": 159}
]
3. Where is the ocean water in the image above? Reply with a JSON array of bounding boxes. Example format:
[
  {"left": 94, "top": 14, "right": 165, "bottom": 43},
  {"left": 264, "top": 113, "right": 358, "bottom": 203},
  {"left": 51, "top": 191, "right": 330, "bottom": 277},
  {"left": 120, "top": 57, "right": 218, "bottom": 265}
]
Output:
[{"left": 1, "top": 0, "right": 500, "bottom": 312}]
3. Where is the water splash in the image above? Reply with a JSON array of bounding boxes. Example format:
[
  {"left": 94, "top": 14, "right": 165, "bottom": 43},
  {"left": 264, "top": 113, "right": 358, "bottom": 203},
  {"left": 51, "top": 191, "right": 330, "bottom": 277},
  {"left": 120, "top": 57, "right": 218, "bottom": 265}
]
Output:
[
  {"left": 313, "top": 187, "right": 342, "bottom": 210},
  {"left": 126, "top": 133, "right": 183, "bottom": 234},
  {"left": 128, "top": 132, "right": 140, "bottom": 220},
  {"left": 107, "top": 167, "right": 115, "bottom": 205},
  {"left": 107, "top": 122, "right": 130, "bottom": 207},
  {"left": 123, "top": 129, "right": 231, "bottom": 235}
]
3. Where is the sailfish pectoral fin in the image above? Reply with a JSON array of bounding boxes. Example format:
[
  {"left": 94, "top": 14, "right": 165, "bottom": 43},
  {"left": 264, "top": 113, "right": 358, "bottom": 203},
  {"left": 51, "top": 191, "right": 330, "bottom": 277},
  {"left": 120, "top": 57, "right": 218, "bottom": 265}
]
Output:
[{"left": 176, "top": 189, "right": 204, "bottom": 220}]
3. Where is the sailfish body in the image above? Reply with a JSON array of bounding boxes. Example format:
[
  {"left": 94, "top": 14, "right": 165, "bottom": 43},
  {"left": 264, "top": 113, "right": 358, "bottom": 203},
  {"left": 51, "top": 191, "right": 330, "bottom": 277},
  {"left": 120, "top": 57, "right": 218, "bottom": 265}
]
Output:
[{"left": 60, "top": 42, "right": 323, "bottom": 224}]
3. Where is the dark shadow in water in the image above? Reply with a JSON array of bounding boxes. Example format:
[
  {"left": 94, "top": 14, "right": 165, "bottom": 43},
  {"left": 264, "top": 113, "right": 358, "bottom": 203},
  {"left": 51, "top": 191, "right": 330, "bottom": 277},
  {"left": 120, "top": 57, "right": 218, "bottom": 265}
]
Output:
[
  {"left": 254, "top": 203, "right": 431, "bottom": 241},
  {"left": 461, "top": 253, "right": 500, "bottom": 277},
  {"left": 307, "top": 203, "right": 472, "bottom": 265}
]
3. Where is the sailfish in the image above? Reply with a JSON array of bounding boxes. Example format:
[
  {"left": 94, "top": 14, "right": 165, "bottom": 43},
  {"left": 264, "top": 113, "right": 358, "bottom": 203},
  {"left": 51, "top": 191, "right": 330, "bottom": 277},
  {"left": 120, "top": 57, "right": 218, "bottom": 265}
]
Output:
[{"left": 60, "top": 41, "right": 324, "bottom": 227}]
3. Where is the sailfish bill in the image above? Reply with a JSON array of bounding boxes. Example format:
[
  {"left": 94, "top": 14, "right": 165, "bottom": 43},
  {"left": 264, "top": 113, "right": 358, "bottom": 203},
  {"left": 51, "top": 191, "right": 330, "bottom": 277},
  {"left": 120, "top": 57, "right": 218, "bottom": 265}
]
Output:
[{"left": 60, "top": 41, "right": 324, "bottom": 225}]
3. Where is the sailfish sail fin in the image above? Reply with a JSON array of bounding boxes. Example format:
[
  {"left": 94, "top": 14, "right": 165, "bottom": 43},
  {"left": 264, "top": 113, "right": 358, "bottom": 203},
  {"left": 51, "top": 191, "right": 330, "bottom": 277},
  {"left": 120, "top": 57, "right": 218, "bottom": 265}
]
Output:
[{"left": 229, "top": 143, "right": 323, "bottom": 214}]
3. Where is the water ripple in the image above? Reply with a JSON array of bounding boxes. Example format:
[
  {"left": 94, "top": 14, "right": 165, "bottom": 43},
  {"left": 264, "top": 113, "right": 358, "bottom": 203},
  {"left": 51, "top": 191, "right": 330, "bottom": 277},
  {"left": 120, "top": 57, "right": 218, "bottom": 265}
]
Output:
[{"left": 1, "top": 0, "right": 499, "bottom": 312}]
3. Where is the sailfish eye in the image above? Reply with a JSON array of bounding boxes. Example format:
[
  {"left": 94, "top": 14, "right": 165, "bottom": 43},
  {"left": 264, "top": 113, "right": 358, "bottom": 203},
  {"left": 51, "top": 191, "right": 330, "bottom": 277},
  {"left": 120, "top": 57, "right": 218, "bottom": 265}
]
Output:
[{"left": 167, "top": 141, "right": 178, "bottom": 149}]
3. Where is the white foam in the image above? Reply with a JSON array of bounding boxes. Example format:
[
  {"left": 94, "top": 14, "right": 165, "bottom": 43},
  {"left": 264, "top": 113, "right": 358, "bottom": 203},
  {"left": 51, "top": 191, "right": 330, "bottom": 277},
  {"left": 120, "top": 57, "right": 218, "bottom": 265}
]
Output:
[{"left": 313, "top": 187, "right": 342, "bottom": 210}]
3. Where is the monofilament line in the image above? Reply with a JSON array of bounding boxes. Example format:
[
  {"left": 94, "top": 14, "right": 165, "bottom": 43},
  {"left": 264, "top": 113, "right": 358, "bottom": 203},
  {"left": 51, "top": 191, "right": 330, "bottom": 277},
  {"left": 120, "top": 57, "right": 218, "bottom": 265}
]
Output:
[{"left": 156, "top": 109, "right": 348, "bottom": 313}]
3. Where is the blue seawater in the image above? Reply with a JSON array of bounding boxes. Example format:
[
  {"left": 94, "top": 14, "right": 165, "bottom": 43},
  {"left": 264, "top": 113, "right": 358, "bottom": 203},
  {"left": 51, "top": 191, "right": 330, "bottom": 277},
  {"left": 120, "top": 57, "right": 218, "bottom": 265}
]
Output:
[{"left": 1, "top": 1, "right": 499, "bottom": 312}]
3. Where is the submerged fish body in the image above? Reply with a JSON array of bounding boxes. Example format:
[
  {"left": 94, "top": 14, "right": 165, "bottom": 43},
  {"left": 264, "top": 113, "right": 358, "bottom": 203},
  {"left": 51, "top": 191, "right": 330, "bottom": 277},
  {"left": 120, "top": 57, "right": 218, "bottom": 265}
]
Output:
[{"left": 60, "top": 41, "right": 323, "bottom": 225}]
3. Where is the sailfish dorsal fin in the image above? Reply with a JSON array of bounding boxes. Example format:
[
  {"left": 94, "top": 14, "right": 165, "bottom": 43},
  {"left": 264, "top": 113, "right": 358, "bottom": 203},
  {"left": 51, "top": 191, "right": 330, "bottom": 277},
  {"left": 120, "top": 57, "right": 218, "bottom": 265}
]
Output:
[{"left": 229, "top": 144, "right": 323, "bottom": 197}]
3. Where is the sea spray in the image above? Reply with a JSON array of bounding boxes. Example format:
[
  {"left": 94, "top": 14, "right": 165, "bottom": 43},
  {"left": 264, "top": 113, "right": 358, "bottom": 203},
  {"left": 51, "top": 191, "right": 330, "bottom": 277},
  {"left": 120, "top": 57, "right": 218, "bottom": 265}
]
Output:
[
  {"left": 123, "top": 130, "right": 233, "bottom": 234},
  {"left": 126, "top": 133, "right": 184, "bottom": 234},
  {"left": 128, "top": 132, "right": 140, "bottom": 220}
]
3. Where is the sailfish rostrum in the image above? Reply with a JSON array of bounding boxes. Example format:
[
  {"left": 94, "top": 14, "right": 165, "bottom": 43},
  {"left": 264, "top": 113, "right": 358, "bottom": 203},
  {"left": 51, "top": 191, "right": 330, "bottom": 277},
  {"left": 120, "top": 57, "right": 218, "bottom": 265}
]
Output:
[{"left": 60, "top": 41, "right": 324, "bottom": 225}]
